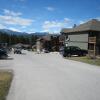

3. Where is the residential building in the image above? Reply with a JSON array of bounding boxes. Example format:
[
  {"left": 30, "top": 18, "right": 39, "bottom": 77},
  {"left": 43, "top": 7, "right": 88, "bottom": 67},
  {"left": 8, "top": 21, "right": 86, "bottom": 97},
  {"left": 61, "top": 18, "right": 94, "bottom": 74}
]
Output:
[
  {"left": 60, "top": 19, "right": 100, "bottom": 56},
  {"left": 36, "top": 34, "right": 60, "bottom": 52}
]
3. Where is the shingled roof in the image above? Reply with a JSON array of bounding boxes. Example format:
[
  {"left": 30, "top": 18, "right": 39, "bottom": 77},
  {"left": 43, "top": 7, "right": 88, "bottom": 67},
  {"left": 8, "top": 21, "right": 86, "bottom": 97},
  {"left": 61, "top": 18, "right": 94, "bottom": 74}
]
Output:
[{"left": 61, "top": 19, "right": 100, "bottom": 33}]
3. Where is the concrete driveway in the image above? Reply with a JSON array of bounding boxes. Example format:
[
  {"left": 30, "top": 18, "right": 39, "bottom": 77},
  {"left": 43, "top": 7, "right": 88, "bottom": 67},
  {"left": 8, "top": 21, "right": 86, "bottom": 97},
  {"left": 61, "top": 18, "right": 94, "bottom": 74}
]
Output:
[{"left": 0, "top": 50, "right": 100, "bottom": 100}]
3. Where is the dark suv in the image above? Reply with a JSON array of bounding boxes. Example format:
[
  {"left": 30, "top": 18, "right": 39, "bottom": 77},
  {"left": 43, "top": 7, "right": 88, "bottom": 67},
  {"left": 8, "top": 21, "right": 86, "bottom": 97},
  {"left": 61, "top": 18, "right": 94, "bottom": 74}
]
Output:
[
  {"left": 0, "top": 48, "right": 8, "bottom": 59},
  {"left": 63, "top": 46, "right": 87, "bottom": 57}
]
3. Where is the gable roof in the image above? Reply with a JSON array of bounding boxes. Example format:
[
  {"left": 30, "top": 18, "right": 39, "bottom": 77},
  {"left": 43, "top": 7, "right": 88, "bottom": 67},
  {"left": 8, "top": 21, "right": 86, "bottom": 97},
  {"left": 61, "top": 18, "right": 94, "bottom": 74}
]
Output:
[{"left": 61, "top": 19, "right": 100, "bottom": 33}]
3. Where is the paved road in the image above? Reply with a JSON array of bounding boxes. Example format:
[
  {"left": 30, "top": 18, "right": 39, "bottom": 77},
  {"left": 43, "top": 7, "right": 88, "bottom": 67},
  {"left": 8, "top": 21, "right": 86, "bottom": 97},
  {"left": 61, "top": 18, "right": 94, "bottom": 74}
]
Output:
[{"left": 0, "top": 50, "right": 100, "bottom": 100}]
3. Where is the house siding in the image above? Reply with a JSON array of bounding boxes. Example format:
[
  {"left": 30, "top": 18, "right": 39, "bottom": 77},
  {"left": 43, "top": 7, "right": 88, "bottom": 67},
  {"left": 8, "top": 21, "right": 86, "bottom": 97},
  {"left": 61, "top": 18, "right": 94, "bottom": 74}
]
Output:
[{"left": 66, "top": 33, "right": 88, "bottom": 50}]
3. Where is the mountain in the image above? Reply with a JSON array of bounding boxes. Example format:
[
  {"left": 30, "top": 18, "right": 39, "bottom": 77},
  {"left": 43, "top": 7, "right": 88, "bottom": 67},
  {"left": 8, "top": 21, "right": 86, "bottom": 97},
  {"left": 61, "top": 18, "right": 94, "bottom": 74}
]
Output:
[
  {"left": 0, "top": 29, "right": 48, "bottom": 36},
  {"left": 31, "top": 32, "right": 48, "bottom": 36},
  {"left": 0, "top": 29, "right": 28, "bottom": 35}
]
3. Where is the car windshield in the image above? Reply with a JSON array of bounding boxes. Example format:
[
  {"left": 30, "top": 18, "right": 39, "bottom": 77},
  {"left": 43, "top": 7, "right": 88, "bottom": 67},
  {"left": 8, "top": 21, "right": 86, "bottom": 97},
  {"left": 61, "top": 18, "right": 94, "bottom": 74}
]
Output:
[
  {"left": 75, "top": 47, "right": 81, "bottom": 50},
  {"left": 70, "top": 46, "right": 81, "bottom": 50},
  {"left": 64, "top": 47, "right": 70, "bottom": 50}
]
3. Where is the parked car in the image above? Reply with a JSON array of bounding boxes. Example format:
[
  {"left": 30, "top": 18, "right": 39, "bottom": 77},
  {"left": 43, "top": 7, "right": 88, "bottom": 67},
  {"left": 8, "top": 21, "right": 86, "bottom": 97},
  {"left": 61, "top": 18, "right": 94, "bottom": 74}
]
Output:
[
  {"left": 42, "top": 49, "right": 50, "bottom": 53},
  {"left": 62, "top": 46, "right": 88, "bottom": 57},
  {"left": 14, "top": 48, "right": 22, "bottom": 54},
  {"left": 0, "top": 48, "right": 8, "bottom": 59},
  {"left": 44, "top": 49, "right": 50, "bottom": 53}
]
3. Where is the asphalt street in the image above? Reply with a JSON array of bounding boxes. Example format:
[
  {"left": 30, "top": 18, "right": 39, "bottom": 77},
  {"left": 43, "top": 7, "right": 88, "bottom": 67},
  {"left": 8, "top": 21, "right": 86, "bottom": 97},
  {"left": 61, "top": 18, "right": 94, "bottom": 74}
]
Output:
[{"left": 0, "top": 50, "right": 100, "bottom": 100}]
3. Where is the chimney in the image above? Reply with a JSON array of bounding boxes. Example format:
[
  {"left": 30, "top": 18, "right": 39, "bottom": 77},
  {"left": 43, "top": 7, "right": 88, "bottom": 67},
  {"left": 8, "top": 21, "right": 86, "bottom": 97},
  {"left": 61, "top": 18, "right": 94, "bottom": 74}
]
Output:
[{"left": 73, "top": 24, "right": 77, "bottom": 28}]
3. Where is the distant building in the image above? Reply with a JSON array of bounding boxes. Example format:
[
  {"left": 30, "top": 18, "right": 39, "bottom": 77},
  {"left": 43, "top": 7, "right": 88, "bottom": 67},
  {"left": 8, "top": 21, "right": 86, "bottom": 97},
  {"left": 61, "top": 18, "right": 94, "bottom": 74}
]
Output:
[
  {"left": 60, "top": 19, "right": 100, "bottom": 56},
  {"left": 36, "top": 38, "right": 43, "bottom": 53},
  {"left": 36, "top": 34, "right": 60, "bottom": 52}
]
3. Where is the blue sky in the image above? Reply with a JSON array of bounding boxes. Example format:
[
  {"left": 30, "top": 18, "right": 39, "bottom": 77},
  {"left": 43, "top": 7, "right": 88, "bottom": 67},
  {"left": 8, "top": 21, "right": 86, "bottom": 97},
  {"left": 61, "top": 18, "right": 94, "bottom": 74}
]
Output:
[{"left": 0, "top": 0, "right": 100, "bottom": 33}]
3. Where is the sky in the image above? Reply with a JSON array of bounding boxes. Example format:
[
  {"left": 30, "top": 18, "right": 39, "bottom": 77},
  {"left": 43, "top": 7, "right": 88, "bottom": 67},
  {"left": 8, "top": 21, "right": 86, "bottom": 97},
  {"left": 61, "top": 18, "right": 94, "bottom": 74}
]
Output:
[{"left": 0, "top": 0, "right": 100, "bottom": 33}]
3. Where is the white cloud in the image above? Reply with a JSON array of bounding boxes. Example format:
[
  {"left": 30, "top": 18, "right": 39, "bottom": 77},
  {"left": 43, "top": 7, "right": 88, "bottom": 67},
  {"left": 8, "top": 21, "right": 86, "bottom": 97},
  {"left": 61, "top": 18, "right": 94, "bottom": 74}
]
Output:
[
  {"left": 4, "top": 9, "right": 22, "bottom": 16},
  {"left": 64, "top": 18, "right": 71, "bottom": 23},
  {"left": 79, "top": 18, "right": 93, "bottom": 24},
  {"left": 43, "top": 21, "right": 63, "bottom": 29},
  {"left": 9, "top": 27, "right": 21, "bottom": 32},
  {"left": 0, "top": 9, "right": 33, "bottom": 26},
  {"left": 0, "top": 24, "right": 6, "bottom": 29},
  {"left": 94, "top": 17, "right": 100, "bottom": 21},
  {"left": 0, "top": 15, "right": 33, "bottom": 26},
  {"left": 79, "top": 21, "right": 85, "bottom": 24},
  {"left": 42, "top": 18, "right": 72, "bottom": 33},
  {"left": 45, "top": 6, "right": 55, "bottom": 11},
  {"left": 21, "top": 26, "right": 27, "bottom": 29},
  {"left": 8, "top": 27, "right": 35, "bottom": 33},
  {"left": 79, "top": 19, "right": 90, "bottom": 24}
]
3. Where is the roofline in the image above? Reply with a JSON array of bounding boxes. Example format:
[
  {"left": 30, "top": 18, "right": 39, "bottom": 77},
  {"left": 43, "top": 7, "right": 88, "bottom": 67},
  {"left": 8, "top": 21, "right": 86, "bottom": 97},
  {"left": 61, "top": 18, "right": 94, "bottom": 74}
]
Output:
[
  {"left": 61, "top": 19, "right": 100, "bottom": 34},
  {"left": 60, "top": 30, "right": 100, "bottom": 35}
]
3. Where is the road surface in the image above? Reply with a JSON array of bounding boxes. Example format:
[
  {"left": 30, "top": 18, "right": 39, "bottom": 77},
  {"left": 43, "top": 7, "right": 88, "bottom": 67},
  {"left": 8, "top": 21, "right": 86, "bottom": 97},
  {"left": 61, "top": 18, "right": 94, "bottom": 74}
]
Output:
[{"left": 0, "top": 50, "right": 100, "bottom": 100}]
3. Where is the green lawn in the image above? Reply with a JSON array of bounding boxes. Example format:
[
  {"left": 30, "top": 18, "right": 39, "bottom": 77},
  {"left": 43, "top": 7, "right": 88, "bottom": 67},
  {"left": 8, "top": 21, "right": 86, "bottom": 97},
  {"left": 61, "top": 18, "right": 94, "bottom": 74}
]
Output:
[
  {"left": 67, "top": 56, "right": 100, "bottom": 66},
  {"left": 0, "top": 70, "right": 13, "bottom": 100}
]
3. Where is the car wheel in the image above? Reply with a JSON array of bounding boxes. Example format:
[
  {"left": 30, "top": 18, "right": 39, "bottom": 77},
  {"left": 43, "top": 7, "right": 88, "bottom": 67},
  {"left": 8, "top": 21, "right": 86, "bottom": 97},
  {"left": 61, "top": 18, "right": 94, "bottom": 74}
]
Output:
[
  {"left": 78, "top": 54, "right": 81, "bottom": 56},
  {"left": 63, "top": 54, "right": 66, "bottom": 57},
  {"left": 78, "top": 52, "right": 82, "bottom": 56}
]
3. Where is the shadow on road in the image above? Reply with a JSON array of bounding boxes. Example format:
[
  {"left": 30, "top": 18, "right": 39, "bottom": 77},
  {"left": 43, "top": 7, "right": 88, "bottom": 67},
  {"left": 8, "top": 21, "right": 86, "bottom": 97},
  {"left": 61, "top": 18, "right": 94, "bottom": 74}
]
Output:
[{"left": 0, "top": 58, "right": 14, "bottom": 60}]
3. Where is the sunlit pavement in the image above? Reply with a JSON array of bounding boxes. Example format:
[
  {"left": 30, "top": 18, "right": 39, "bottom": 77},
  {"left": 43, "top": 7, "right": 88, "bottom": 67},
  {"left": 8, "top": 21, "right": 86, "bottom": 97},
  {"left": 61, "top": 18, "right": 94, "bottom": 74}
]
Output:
[{"left": 0, "top": 50, "right": 100, "bottom": 100}]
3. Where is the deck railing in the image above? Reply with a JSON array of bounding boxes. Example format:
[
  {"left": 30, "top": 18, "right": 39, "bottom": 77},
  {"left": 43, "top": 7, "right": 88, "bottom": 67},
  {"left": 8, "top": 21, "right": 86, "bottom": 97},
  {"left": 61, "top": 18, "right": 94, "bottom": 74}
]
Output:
[
  {"left": 88, "top": 37, "right": 96, "bottom": 58},
  {"left": 88, "top": 37, "right": 96, "bottom": 43}
]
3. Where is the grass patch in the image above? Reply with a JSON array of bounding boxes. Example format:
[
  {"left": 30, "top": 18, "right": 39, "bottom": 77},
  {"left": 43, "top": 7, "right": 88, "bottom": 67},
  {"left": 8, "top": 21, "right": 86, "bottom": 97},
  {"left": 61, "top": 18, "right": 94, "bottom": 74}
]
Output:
[
  {"left": 67, "top": 56, "right": 100, "bottom": 66},
  {"left": 0, "top": 70, "right": 13, "bottom": 100}
]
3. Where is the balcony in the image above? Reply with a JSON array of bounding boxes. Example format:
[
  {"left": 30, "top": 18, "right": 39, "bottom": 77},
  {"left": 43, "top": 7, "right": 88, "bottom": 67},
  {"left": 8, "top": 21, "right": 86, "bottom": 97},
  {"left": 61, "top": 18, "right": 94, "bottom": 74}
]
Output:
[{"left": 88, "top": 37, "right": 96, "bottom": 43}]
